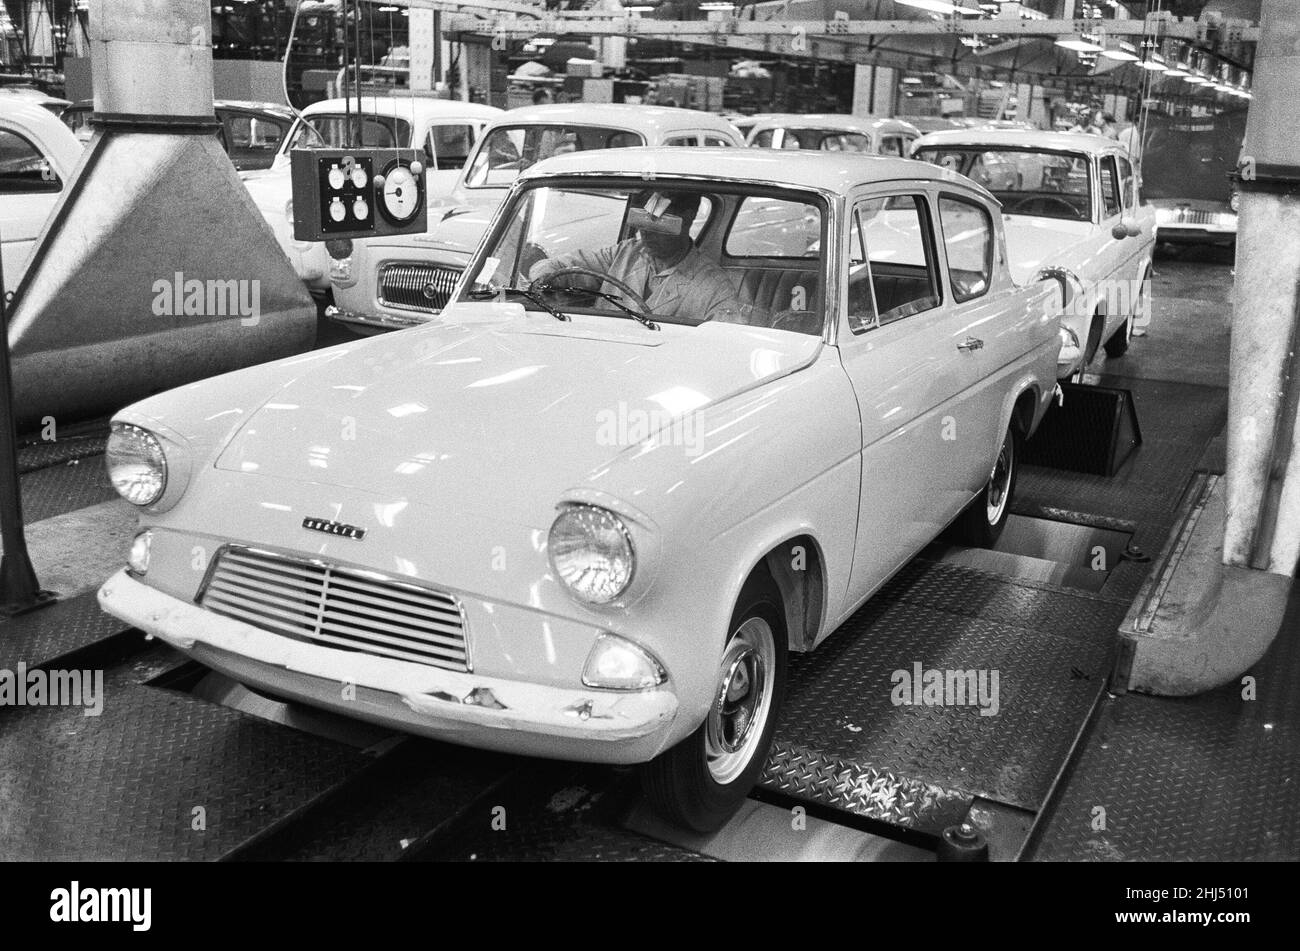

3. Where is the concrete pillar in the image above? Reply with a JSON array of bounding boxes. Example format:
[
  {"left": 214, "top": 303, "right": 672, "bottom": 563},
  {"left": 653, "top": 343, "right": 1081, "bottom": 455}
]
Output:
[
  {"left": 1120, "top": 0, "right": 1295, "bottom": 696},
  {"left": 409, "top": 7, "right": 436, "bottom": 92},
  {"left": 1224, "top": 0, "right": 1300, "bottom": 576}
]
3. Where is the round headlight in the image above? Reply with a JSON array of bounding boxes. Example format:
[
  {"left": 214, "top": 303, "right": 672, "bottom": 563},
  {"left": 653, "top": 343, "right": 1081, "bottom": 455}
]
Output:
[
  {"left": 107, "top": 423, "right": 167, "bottom": 506},
  {"left": 548, "top": 505, "right": 635, "bottom": 604}
]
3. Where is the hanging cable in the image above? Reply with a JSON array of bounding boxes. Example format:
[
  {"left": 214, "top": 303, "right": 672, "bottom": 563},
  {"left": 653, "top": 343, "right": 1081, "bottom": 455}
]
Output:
[
  {"left": 281, "top": 0, "right": 308, "bottom": 127},
  {"left": 354, "top": 0, "right": 365, "bottom": 147}
]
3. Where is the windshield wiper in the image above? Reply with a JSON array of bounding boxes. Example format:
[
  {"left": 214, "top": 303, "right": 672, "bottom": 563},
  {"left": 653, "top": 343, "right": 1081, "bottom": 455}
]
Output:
[
  {"left": 466, "top": 285, "right": 569, "bottom": 322},
  {"left": 534, "top": 281, "right": 660, "bottom": 331}
]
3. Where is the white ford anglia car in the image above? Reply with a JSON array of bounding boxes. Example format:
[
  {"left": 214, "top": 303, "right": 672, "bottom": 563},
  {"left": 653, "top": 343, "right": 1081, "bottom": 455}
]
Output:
[
  {"left": 913, "top": 129, "right": 1156, "bottom": 377},
  {"left": 99, "top": 149, "right": 1060, "bottom": 830}
]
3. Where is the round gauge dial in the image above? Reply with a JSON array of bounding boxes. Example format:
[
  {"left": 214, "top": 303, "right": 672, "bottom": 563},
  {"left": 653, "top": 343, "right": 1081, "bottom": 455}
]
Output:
[
  {"left": 327, "top": 165, "right": 346, "bottom": 190},
  {"left": 380, "top": 163, "right": 421, "bottom": 223},
  {"left": 350, "top": 165, "right": 369, "bottom": 189},
  {"left": 328, "top": 197, "right": 346, "bottom": 222},
  {"left": 353, "top": 197, "right": 369, "bottom": 221}
]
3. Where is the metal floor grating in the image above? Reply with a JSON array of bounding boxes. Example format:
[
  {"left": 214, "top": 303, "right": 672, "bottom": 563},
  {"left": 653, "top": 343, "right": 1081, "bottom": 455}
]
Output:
[
  {"left": 0, "top": 643, "right": 372, "bottom": 861},
  {"left": 0, "top": 590, "right": 130, "bottom": 670},
  {"left": 1028, "top": 590, "right": 1300, "bottom": 862},
  {"left": 759, "top": 571, "right": 1120, "bottom": 833}
]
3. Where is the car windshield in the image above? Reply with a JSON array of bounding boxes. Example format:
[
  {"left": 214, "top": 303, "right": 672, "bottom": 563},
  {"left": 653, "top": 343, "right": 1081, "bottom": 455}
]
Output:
[
  {"left": 757, "top": 127, "right": 872, "bottom": 152},
  {"left": 915, "top": 146, "right": 1092, "bottom": 222},
  {"left": 463, "top": 125, "right": 645, "bottom": 188},
  {"left": 461, "top": 181, "right": 827, "bottom": 334},
  {"left": 288, "top": 113, "right": 412, "bottom": 150}
]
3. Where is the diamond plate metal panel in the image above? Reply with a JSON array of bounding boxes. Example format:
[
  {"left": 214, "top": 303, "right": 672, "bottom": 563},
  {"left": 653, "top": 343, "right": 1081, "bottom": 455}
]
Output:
[
  {"left": 1029, "top": 593, "right": 1300, "bottom": 862},
  {"left": 760, "top": 744, "right": 971, "bottom": 831},
  {"left": 880, "top": 557, "right": 1131, "bottom": 644},
  {"left": 0, "top": 591, "right": 129, "bottom": 670},
  {"left": 18, "top": 433, "right": 108, "bottom": 474},
  {"left": 761, "top": 593, "right": 1114, "bottom": 832},
  {"left": 19, "top": 455, "right": 117, "bottom": 524},
  {"left": 0, "top": 644, "right": 371, "bottom": 861}
]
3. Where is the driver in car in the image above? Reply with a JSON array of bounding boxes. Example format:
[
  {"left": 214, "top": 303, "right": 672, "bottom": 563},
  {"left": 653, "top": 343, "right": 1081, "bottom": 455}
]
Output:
[{"left": 528, "top": 190, "right": 742, "bottom": 323}]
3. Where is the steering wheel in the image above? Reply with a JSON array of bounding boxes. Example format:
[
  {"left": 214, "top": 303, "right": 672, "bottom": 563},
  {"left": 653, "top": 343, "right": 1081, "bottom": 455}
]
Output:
[
  {"left": 1003, "top": 194, "right": 1083, "bottom": 219},
  {"left": 534, "top": 266, "right": 654, "bottom": 315},
  {"left": 770, "top": 310, "right": 823, "bottom": 335}
]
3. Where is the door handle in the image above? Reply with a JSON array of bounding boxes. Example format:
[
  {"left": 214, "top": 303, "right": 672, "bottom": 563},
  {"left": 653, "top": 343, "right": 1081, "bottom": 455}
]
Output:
[{"left": 957, "top": 336, "right": 984, "bottom": 352}]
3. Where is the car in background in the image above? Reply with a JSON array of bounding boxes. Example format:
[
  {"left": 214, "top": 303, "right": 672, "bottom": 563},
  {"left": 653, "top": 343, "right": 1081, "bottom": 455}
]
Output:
[
  {"left": 99, "top": 148, "right": 1059, "bottom": 832},
  {"left": 0, "top": 82, "right": 70, "bottom": 116},
  {"left": 745, "top": 114, "right": 922, "bottom": 157},
  {"left": 0, "top": 96, "right": 83, "bottom": 290},
  {"left": 62, "top": 99, "right": 296, "bottom": 171},
  {"left": 327, "top": 104, "right": 745, "bottom": 333},
  {"left": 240, "top": 96, "right": 502, "bottom": 300},
  {"left": 1139, "top": 109, "right": 1247, "bottom": 248},
  {"left": 914, "top": 128, "right": 1156, "bottom": 377},
  {"left": 723, "top": 113, "right": 771, "bottom": 139}
]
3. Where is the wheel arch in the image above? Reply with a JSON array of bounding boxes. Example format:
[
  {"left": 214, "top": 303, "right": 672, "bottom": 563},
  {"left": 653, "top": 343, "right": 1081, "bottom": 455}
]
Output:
[{"left": 730, "top": 531, "right": 829, "bottom": 654}]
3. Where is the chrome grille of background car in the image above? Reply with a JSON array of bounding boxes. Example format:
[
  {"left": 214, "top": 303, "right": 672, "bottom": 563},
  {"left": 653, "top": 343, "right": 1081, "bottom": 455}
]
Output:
[
  {"left": 1172, "top": 208, "right": 1223, "bottom": 226},
  {"left": 378, "top": 263, "right": 462, "bottom": 311},
  {"left": 199, "top": 547, "right": 470, "bottom": 672}
]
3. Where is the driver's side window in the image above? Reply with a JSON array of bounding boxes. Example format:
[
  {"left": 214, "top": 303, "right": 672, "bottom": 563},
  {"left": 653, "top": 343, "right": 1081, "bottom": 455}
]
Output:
[{"left": 847, "top": 193, "right": 940, "bottom": 333}]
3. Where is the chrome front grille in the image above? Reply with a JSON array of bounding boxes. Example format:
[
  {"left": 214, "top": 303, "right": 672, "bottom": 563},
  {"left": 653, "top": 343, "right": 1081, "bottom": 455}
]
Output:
[
  {"left": 1171, "top": 208, "right": 1224, "bottom": 226},
  {"left": 378, "top": 262, "right": 462, "bottom": 312},
  {"left": 198, "top": 547, "right": 470, "bottom": 672}
]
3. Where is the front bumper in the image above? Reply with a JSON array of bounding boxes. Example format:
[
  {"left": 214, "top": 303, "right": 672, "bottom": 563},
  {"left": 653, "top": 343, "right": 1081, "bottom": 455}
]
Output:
[
  {"left": 1155, "top": 224, "right": 1237, "bottom": 247},
  {"left": 98, "top": 570, "right": 680, "bottom": 764}
]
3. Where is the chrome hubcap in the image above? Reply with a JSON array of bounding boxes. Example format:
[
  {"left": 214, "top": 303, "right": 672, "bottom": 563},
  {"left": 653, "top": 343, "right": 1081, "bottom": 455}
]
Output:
[
  {"left": 706, "top": 617, "right": 775, "bottom": 785},
  {"left": 986, "top": 433, "right": 1013, "bottom": 526}
]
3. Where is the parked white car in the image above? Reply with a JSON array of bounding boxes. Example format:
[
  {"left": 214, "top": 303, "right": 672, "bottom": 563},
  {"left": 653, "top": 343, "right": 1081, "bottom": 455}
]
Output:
[
  {"left": 746, "top": 114, "right": 922, "bottom": 156},
  {"left": 240, "top": 96, "right": 502, "bottom": 299},
  {"left": 326, "top": 104, "right": 746, "bottom": 333},
  {"left": 913, "top": 129, "right": 1156, "bottom": 376},
  {"left": 99, "top": 149, "right": 1061, "bottom": 830},
  {"left": 0, "top": 96, "right": 84, "bottom": 291}
]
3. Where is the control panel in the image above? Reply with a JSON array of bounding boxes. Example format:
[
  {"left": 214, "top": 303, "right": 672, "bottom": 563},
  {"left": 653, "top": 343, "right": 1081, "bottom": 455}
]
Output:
[{"left": 290, "top": 148, "right": 428, "bottom": 242}]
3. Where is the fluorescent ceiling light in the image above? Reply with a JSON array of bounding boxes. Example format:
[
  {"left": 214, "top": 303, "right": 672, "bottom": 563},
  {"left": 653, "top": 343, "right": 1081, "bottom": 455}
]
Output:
[
  {"left": 1184, "top": 75, "right": 1210, "bottom": 85},
  {"left": 1056, "top": 36, "right": 1105, "bottom": 54},
  {"left": 894, "top": 0, "right": 980, "bottom": 14},
  {"left": 1100, "top": 42, "right": 1139, "bottom": 62},
  {"left": 1138, "top": 55, "right": 1167, "bottom": 72},
  {"left": 1164, "top": 64, "right": 1190, "bottom": 77}
]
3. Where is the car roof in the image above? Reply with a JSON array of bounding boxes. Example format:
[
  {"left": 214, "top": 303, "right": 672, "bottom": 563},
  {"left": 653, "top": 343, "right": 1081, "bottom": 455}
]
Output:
[
  {"left": 748, "top": 114, "right": 921, "bottom": 136},
  {"left": 914, "top": 128, "right": 1123, "bottom": 156},
  {"left": 302, "top": 97, "right": 503, "bottom": 121},
  {"left": 0, "top": 95, "right": 83, "bottom": 165},
  {"left": 216, "top": 100, "right": 297, "bottom": 118},
  {"left": 521, "top": 146, "right": 987, "bottom": 196},
  {"left": 490, "top": 103, "right": 741, "bottom": 136}
]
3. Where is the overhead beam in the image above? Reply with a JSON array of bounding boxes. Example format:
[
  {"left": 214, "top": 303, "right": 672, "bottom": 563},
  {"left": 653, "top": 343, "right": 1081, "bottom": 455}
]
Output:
[{"left": 447, "top": 16, "right": 1261, "bottom": 42}]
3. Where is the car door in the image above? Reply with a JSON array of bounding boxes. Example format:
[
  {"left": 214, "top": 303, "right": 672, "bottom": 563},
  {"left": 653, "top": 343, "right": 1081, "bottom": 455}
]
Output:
[
  {"left": 836, "top": 188, "right": 980, "bottom": 603},
  {"left": 0, "top": 124, "right": 64, "bottom": 289},
  {"left": 933, "top": 190, "right": 1024, "bottom": 491},
  {"left": 1094, "top": 153, "right": 1134, "bottom": 339}
]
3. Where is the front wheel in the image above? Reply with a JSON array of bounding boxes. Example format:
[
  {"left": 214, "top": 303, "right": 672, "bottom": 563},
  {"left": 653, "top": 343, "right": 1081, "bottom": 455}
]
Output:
[
  {"left": 1104, "top": 314, "right": 1133, "bottom": 358},
  {"left": 640, "top": 573, "right": 787, "bottom": 832},
  {"left": 955, "top": 422, "right": 1019, "bottom": 548}
]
